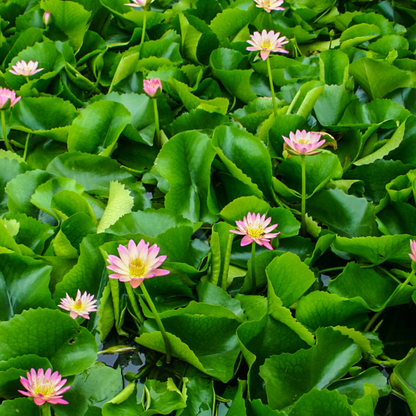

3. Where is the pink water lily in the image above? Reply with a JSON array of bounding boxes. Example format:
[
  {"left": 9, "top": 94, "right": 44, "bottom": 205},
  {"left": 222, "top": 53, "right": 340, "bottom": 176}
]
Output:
[
  {"left": 107, "top": 239, "right": 170, "bottom": 288},
  {"left": 18, "top": 368, "right": 71, "bottom": 406},
  {"left": 9, "top": 60, "right": 44, "bottom": 77},
  {"left": 58, "top": 290, "right": 98, "bottom": 319},
  {"left": 0, "top": 88, "right": 21, "bottom": 110},
  {"left": 124, "top": 0, "right": 153, "bottom": 7},
  {"left": 409, "top": 240, "right": 416, "bottom": 262},
  {"left": 231, "top": 212, "right": 280, "bottom": 250},
  {"left": 247, "top": 30, "right": 289, "bottom": 60},
  {"left": 254, "top": 0, "right": 285, "bottom": 12},
  {"left": 143, "top": 78, "right": 162, "bottom": 98},
  {"left": 283, "top": 129, "right": 327, "bottom": 156}
]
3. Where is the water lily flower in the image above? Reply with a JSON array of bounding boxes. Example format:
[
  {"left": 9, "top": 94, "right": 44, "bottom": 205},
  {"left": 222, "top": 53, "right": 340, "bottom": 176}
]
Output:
[
  {"left": 9, "top": 60, "right": 44, "bottom": 77},
  {"left": 231, "top": 212, "right": 279, "bottom": 250},
  {"left": 247, "top": 30, "right": 289, "bottom": 60},
  {"left": 43, "top": 11, "right": 51, "bottom": 25},
  {"left": 254, "top": 0, "right": 285, "bottom": 12},
  {"left": 124, "top": 0, "right": 153, "bottom": 7},
  {"left": 409, "top": 240, "right": 416, "bottom": 262},
  {"left": 0, "top": 88, "right": 21, "bottom": 110},
  {"left": 58, "top": 290, "right": 98, "bottom": 319},
  {"left": 107, "top": 239, "right": 170, "bottom": 288},
  {"left": 18, "top": 368, "right": 71, "bottom": 406},
  {"left": 283, "top": 129, "right": 326, "bottom": 156},
  {"left": 143, "top": 78, "right": 163, "bottom": 98}
]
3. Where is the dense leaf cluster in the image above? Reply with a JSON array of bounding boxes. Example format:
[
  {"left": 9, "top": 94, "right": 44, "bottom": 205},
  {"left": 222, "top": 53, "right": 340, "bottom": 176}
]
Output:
[{"left": 1, "top": 0, "right": 416, "bottom": 415}]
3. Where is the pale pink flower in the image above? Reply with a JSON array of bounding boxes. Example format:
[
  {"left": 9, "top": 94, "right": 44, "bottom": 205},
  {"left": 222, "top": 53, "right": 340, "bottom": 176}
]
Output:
[
  {"left": 124, "top": 0, "right": 153, "bottom": 7},
  {"left": 43, "top": 11, "right": 51, "bottom": 25},
  {"left": 282, "top": 129, "right": 327, "bottom": 156},
  {"left": 9, "top": 60, "right": 44, "bottom": 77},
  {"left": 107, "top": 239, "right": 170, "bottom": 288},
  {"left": 0, "top": 88, "right": 21, "bottom": 110},
  {"left": 143, "top": 78, "right": 162, "bottom": 98},
  {"left": 58, "top": 290, "right": 98, "bottom": 319},
  {"left": 230, "top": 212, "right": 279, "bottom": 250},
  {"left": 254, "top": 0, "right": 285, "bottom": 12},
  {"left": 247, "top": 30, "right": 289, "bottom": 60},
  {"left": 18, "top": 368, "right": 71, "bottom": 406},
  {"left": 409, "top": 240, "right": 416, "bottom": 262}
]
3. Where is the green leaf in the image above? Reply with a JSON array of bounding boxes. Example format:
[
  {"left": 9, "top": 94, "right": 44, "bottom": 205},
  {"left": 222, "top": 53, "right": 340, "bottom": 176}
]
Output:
[
  {"left": 107, "top": 209, "right": 194, "bottom": 238},
  {"left": 259, "top": 327, "right": 361, "bottom": 410},
  {"left": 319, "top": 49, "right": 349, "bottom": 86},
  {"left": 213, "top": 126, "right": 274, "bottom": 202},
  {"left": 394, "top": 349, "right": 416, "bottom": 414},
  {"left": 6, "top": 170, "right": 53, "bottom": 217},
  {"left": 97, "top": 181, "right": 134, "bottom": 233},
  {"left": 220, "top": 196, "right": 269, "bottom": 224},
  {"left": 332, "top": 234, "right": 413, "bottom": 265},
  {"left": 0, "top": 308, "right": 98, "bottom": 376},
  {"left": 42, "top": 0, "right": 91, "bottom": 50},
  {"left": 314, "top": 85, "right": 353, "bottom": 126},
  {"left": 289, "top": 388, "right": 353, "bottom": 416},
  {"left": 354, "top": 120, "right": 407, "bottom": 166},
  {"left": 340, "top": 23, "right": 381, "bottom": 48},
  {"left": 0, "top": 398, "right": 38, "bottom": 416},
  {"left": 10, "top": 97, "right": 77, "bottom": 142},
  {"left": 266, "top": 252, "right": 315, "bottom": 308},
  {"left": 47, "top": 152, "right": 133, "bottom": 196},
  {"left": 307, "top": 188, "right": 378, "bottom": 237},
  {"left": 68, "top": 101, "right": 131, "bottom": 156},
  {"left": 278, "top": 151, "right": 342, "bottom": 197},
  {"left": 137, "top": 303, "right": 241, "bottom": 383},
  {"left": 210, "top": 48, "right": 257, "bottom": 104},
  {"left": 157, "top": 130, "right": 217, "bottom": 223},
  {"left": 328, "top": 262, "right": 411, "bottom": 311},
  {"left": 350, "top": 58, "right": 411, "bottom": 100},
  {"left": 30, "top": 177, "right": 84, "bottom": 220},
  {"left": 0, "top": 252, "right": 55, "bottom": 321},
  {"left": 180, "top": 376, "right": 214, "bottom": 416},
  {"left": 296, "top": 291, "right": 369, "bottom": 332},
  {"left": 53, "top": 233, "right": 115, "bottom": 303},
  {"left": 54, "top": 362, "right": 123, "bottom": 416}
]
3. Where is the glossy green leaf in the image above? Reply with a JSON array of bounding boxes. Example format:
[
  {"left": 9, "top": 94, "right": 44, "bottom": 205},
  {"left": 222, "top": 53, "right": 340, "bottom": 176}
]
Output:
[
  {"left": 213, "top": 125, "right": 274, "bottom": 202},
  {"left": 68, "top": 101, "right": 131, "bottom": 156},
  {"left": 266, "top": 252, "right": 315, "bottom": 308},
  {"left": 0, "top": 308, "right": 98, "bottom": 376},
  {"left": 319, "top": 49, "right": 349, "bottom": 86},
  {"left": 0, "top": 252, "right": 55, "bottom": 321},
  {"left": 394, "top": 349, "right": 416, "bottom": 414},
  {"left": 54, "top": 362, "right": 123, "bottom": 416},
  {"left": 340, "top": 23, "right": 381, "bottom": 48},
  {"left": 47, "top": 152, "right": 133, "bottom": 196},
  {"left": 350, "top": 58, "right": 411, "bottom": 100},
  {"left": 307, "top": 188, "right": 378, "bottom": 237},
  {"left": 260, "top": 327, "right": 361, "bottom": 410},
  {"left": 180, "top": 376, "right": 214, "bottom": 416},
  {"left": 42, "top": 0, "right": 91, "bottom": 50},
  {"left": 157, "top": 130, "right": 217, "bottom": 223},
  {"left": 296, "top": 291, "right": 369, "bottom": 332},
  {"left": 137, "top": 303, "right": 241, "bottom": 383},
  {"left": 0, "top": 397, "right": 38, "bottom": 416}
]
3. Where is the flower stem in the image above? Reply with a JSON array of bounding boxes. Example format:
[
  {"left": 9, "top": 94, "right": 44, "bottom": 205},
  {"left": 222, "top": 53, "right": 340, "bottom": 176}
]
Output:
[
  {"left": 364, "top": 269, "right": 415, "bottom": 332},
  {"left": 301, "top": 155, "right": 306, "bottom": 237},
  {"left": 266, "top": 57, "right": 278, "bottom": 117},
  {"left": 153, "top": 98, "right": 161, "bottom": 148},
  {"left": 125, "top": 282, "right": 144, "bottom": 325},
  {"left": 138, "top": 10, "right": 147, "bottom": 59},
  {"left": 250, "top": 242, "right": 257, "bottom": 294},
  {"left": 23, "top": 133, "right": 31, "bottom": 160},
  {"left": 140, "top": 282, "right": 172, "bottom": 364},
  {"left": 40, "top": 403, "right": 51, "bottom": 416},
  {"left": 1, "top": 111, "right": 12, "bottom": 152}
]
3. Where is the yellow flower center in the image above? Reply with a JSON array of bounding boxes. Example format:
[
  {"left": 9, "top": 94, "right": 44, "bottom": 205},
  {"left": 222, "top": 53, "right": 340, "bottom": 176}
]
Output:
[
  {"left": 247, "top": 225, "right": 265, "bottom": 239},
  {"left": 73, "top": 299, "right": 84, "bottom": 311},
  {"left": 297, "top": 139, "right": 309, "bottom": 144},
  {"left": 34, "top": 379, "right": 54, "bottom": 398},
  {"left": 129, "top": 258, "right": 146, "bottom": 278}
]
